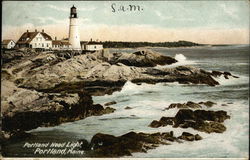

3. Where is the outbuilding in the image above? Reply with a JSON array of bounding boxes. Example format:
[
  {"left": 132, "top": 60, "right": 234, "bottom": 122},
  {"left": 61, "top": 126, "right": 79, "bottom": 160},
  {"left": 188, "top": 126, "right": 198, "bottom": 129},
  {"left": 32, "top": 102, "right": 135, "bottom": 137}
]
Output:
[
  {"left": 81, "top": 40, "right": 103, "bottom": 51},
  {"left": 2, "top": 39, "right": 15, "bottom": 49}
]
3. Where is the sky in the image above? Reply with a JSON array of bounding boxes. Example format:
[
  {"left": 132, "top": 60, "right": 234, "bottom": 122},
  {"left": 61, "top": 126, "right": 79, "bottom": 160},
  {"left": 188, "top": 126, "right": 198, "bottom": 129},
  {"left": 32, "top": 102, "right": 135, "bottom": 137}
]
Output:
[{"left": 2, "top": 1, "right": 250, "bottom": 44}]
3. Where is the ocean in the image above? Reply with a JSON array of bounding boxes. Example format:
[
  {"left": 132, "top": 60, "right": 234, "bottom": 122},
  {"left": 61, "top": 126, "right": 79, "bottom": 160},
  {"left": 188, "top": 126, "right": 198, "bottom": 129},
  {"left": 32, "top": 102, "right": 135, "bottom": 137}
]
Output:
[{"left": 3, "top": 45, "right": 249, "bottom": 158}]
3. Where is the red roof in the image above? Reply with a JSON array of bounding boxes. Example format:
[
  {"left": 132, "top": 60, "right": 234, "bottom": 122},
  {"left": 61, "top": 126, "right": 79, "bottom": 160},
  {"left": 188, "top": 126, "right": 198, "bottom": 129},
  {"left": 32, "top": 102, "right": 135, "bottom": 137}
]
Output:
[
  {"left": 16, "top": 31, "right": 52, "bottom": 44},
  {"left": 52, "top": 40, "right": 62, "bottom": 45},
  {"left": 61, "top": 41, "right": 71, "bottom": 45},
  {"left": 52, "top": 40, "right": 71, "bottom": 46}
]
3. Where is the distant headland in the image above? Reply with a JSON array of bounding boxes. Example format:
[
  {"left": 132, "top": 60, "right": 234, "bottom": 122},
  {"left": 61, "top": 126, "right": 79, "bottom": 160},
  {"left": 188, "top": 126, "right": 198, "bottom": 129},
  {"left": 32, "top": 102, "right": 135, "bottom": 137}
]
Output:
[{"left": 102, "top": 40, "right": 203, "bottom": 48}]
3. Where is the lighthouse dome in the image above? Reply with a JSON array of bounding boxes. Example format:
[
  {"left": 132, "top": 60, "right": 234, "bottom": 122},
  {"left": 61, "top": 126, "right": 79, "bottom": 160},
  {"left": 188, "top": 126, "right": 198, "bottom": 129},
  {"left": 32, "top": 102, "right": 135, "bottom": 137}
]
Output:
[{"left": 70, "top": 5, "right": 77, "bottom": 18}]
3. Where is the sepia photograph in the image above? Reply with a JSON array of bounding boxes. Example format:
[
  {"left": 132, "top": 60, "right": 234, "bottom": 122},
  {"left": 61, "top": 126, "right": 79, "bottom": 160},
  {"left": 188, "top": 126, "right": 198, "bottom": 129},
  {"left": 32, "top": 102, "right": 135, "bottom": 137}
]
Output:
[{"left": 1, "top": 0, "right": 249, "bottom": 159}]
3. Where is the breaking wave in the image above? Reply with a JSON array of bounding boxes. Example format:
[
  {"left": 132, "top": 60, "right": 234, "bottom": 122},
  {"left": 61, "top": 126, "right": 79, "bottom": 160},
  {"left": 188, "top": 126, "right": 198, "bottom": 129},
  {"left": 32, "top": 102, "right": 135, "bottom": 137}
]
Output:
[{"left": 156, "top": 54, "right": 196, "bottom": 69}]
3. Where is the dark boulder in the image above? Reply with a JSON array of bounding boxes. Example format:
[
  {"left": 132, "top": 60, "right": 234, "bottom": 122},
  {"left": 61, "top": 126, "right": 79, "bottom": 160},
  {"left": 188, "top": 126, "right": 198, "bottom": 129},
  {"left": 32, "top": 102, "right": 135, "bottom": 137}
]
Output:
[
  {"left": 194, "top": 134, "right": 202, "bottom": 140},
  {"left": 91, "top": 133, "right": 119, "bottom": 150},
  {"left": 211, "top": 70, "right": 239, "bottom": 79},
  {"left": 79, "top": 139, "right": 91, "bottom": 150},
  {"left": 160, "top": 117, "right": 174, "bottom": 126},
  {"left": 87, "top": 131, "right": 177, "bottom": 157},
  {"left": 186, "top": 101, "right": 202, "bottom": 108},
  {"left": 149, "top": 117, "right": 174, "bottom": 128},
  {"left": 149, "top": 120, "right": 162, "bottom": 128},
  {"left": 149, "top": 108, "right": 230, "bottom": 133},
  {"left": 199, "top": 101, "right": 216, "bottom": 107},
  {"left": 211, "top": 71, "right": 223, "bottom": 77},
  {"left": 178, "top": 132, "right": 195, "bottom": 141},
  {"left": 124, "top": 106, "right": 133, "bottom": 110},
  {"left": 104, "top": 101, "right": 117, "bottom": 106},
  {"left": 178, "top": 132, "right": 202, "bottom": 141}
]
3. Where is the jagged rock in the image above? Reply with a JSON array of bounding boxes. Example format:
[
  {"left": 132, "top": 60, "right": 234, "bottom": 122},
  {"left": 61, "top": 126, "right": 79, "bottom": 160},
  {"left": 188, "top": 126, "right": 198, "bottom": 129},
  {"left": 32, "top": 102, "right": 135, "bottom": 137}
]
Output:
[
  {"left": 165, "top": 101, "right": 201, "bottom": 110},
  {"left": 149, "top": 120, "right": 163, "bottom": 128},
  {"left": 211, "top": 70, "right": 238, "bottom": 79},
  {"left": 165, "top": 101, "right": 217, "bottom": 110},
  {"left": 165, "top": 103, "right": 188, "bottom": 110},
  {"left": 149, "top": 108, "right": 230, "bottom": 133},
  {"left": 1, "top": 82, "right": 115, "bottom": 135},
  {"left": 39, "top": 80, "right": 126, "bottom": 96},
  {"left": 79, "top": 130, "right": 200, "bottom": 157},
  {"left": 178, "top": 132, "right": 194, "bottom": 141},
  {"left": 199, "top": 101, "right": 216, "bottom": 107},
  {"left": 178, "top": 132, "right": 202, "bottom": 141},
  {"left": 104, "top": 101, "right": 117, "bottom": 106},
  {"left": 124, "top": 106, "right": 132, "bottom": 110},
  {"left": 79, "top": 139, "right": 91, "bottom": 151},
  {"left": 211, "top": 70, "right": 223, "bottom": 77},
  {"left": 86, "top": 131, "right": 177, "bottom": 157},
  {"left": 186, "top": 101, "right": 202, "bottom": 108},
  {"left": 194, "top": 134, "right": 203, "bottom": 140},
  {"left": 110, "top": 49, "right": 177, "bottom": 67},
  {"left": 149, "top": 117, "right": 174, "bottom": 128},
  {"left": 174, "top": 109, "right": 230, "bottom": 125}
]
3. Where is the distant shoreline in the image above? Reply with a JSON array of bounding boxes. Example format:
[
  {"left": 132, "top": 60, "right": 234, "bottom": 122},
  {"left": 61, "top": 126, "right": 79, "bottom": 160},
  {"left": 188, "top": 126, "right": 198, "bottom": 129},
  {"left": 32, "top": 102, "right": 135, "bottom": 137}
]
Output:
[
  {"left": 106, "top": 44, "right": 249, "bottom": 50},
  {"left": 102, "top": 40, "right": 203, "bottom": 49},
  {"left": 107, "top": 45, "right": 209, "bottom": 50}
]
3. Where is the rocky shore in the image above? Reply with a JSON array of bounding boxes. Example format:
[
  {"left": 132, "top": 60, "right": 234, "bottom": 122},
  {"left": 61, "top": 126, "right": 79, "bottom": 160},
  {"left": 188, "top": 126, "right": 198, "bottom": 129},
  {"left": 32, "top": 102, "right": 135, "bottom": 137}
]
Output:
[
  {"left": 71, "top": 101, "right": 230, "bottom": 157},
  {"left": 1, "top": 48, "right": 237, "bottom": 156},
  {"left": 77, "top": 130, "right": 202, "bottom": 157},
  {"left": 150, "top": 101, "right": 230, "bottom": 133},
  {"left": 1, "top": 80, "right": 115, "bottom": 140},
  {"left": 2, "top": 48, "right": 237, "bottom": 96}
]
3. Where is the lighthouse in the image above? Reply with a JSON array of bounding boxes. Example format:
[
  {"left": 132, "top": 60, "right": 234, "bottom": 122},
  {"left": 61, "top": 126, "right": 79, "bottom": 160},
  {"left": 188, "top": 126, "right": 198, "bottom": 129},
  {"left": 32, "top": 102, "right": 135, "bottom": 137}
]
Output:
[{"left": 69, "top": 5, "right": 81, "bottom": 50}]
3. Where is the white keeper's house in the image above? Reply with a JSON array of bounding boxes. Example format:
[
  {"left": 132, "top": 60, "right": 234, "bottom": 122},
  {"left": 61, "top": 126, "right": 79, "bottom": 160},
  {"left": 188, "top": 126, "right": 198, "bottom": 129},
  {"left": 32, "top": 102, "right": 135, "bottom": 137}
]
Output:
[{"left": 16, "top": 29, "right": 52, "bottom": 49}]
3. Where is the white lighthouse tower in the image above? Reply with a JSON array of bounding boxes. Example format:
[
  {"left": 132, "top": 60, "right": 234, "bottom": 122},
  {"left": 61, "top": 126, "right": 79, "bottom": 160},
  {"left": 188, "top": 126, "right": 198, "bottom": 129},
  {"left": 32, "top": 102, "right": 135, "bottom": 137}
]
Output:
[{"left": 69, "top": 5, "right": 81, "bottom": 50}]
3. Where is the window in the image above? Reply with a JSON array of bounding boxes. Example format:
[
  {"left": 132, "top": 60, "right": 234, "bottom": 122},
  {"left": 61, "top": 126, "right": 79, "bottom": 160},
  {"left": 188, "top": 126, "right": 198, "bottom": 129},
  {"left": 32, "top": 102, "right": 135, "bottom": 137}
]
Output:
[
  {"left": 94, "top": 46, "right": 96, "bottom": 49},
  {"left": 42, "top": 44, "right": 44, "bottom": 47},
  {"left": 47, "top": 44, "right": 49, "bottom": 47}
]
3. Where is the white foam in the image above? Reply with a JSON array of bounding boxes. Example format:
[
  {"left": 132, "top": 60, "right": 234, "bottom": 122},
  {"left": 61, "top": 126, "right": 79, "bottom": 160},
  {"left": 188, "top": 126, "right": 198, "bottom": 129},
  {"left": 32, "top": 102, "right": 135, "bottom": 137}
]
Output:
[
  {"left": 131, "top": 101, "right": 249, "bottom": 158},
  {"left": 214, "top": 75, "right": 249, "bottom": 86},
  {"left": 156, "top": 54, "right": 196, "bottom": 69},
  {"left": 175, "top": 53, "right": 187, "bottom": 61}
]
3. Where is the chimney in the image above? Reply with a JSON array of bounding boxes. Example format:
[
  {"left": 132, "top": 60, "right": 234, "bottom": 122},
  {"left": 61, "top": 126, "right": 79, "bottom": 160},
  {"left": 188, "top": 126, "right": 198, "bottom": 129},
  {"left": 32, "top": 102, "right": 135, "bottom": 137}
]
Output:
[
  {"left": 55, "top": 37, "right": 57, "bottom": 40},
  {"left": 42, "top": 29, "right": 44, "bottom": 33},
  {"left": 27, "top": 30, "right": 29, "bottom": 32},
  {"left": 35, "top": 29, "right": 37, "bottom": 32},
  {"left": 90, "top": 38, "right": 92, "bottom": 42}
]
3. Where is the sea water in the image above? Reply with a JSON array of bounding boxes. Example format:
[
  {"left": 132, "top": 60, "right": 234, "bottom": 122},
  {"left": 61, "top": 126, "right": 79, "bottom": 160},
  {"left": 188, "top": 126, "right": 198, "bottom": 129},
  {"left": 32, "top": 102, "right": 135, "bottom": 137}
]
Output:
[{"left": 3, "top": 45, "right": 249, "bottom": 158}]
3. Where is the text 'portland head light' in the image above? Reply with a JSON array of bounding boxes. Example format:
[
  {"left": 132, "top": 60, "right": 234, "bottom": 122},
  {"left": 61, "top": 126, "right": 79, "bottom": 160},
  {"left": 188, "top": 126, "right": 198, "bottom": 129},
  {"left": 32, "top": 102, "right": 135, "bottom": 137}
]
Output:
[{"left": 69, "top": 5, "right": 81, "bottom": 50}]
